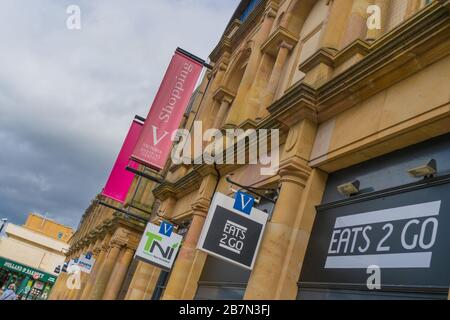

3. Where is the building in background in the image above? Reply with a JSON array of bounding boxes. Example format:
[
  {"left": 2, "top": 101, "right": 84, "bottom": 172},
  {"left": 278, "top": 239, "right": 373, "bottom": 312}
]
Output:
[
  {"left": 0, "top": 214, "right": 72, "bottom": 300},
  {"left": 52, "top": 0, "right": 450, "bottom": 300},
  {"left": 23, "top": 213, "right": 73, "bottom": 242}
]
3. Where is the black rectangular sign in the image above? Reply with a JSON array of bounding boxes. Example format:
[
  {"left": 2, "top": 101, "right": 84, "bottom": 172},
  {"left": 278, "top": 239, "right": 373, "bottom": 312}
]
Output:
[
  {"left": 300, "top": 177, "right": 450, "bottom": 290},
  {"left": 197, "top": 193, "right": 268, "bottom": 270}
]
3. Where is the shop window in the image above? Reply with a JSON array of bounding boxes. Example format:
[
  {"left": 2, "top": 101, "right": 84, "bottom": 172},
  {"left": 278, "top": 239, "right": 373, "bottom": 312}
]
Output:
[{"left": 195, "top": 255, "right": 251, "bottom": 300}]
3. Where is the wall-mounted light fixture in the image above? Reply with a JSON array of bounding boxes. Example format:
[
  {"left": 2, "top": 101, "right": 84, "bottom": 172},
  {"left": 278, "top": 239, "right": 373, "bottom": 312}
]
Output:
[
  {"left": 337, "top": 180, "right": 360, "bottom": 197},
  {"left": 407, "top": 159, "right": 437, "bottom": 178}
]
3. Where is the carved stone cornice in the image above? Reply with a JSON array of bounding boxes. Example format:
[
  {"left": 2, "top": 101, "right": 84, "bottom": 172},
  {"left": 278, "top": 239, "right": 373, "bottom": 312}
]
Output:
[
  {"left": 278, "top": 157, "right": 312, "bottom": 188},
  {"left": 268, "top": 82, "right": 318, "bottom": 126},
  {"left": 209, "top": 36, "right": 233, "bottom": 63},
  {"left": 268, "top": 0, "right": 450, "bottom": 124},
  {"left": 153, "top": 168, "right": 203, "bottom": 201},
  {"left": 317, "top": 0, "right": 450, "bottom": 122},
  {"left": 261, "top": 26, "right": 298, "bottom": 57},
  {"left": 109, "top": 225, "right": 142, "bottom": 251},
  {"left": 213, "top": 86, "right": 236, "bottom": 103},
  {"left": 298, "top": 48, "right": 336, "bottom": 74},
  {"left": 210, "top": 0, "right": 267, "bottom": 62}
]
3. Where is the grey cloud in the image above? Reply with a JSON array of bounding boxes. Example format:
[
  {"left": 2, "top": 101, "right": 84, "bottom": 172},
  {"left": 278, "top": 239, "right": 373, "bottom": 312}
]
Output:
[{"left": 0, "top": 0, "right": 239, "bottom": 228}]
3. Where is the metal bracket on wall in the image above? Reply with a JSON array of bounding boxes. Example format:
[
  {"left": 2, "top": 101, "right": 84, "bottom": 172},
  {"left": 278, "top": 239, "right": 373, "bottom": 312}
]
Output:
[
  {"left": 154, "top": 210, "right": 191, "bottom": 231},
  {"left": 126, "top": 166, "right": 164, "bottom": 184},
  {"left": 96, "top": 200, "right": 148, "bottom": 224},
  {"left": 225, "top": 176, "right": 279, "bottom": 204}
]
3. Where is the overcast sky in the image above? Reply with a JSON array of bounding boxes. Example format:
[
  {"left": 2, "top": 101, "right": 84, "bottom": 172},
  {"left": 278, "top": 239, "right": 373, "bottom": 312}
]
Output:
[{"left": 0, "top": 0, "right": 239, "bottom": 229}]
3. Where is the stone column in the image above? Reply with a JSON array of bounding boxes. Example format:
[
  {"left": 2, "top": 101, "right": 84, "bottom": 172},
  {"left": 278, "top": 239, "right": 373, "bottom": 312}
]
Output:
[
  {"left": 224, "top": 6, "right": 276, "bottom": 127},
  {"left": 366, "top": 0, "right": 390, "bottom": 41},
  {"left": 212, "top": 97, "right": 233, "bottom": 130},
  {"left": 320, "top": 0, "right": 355, "bottom": 50},
  {"left": 102, "top": 246, "right": 135, "bottom": 300},
  {"left": 258, "top": 42, "right": 293, "bottom": 119},
  {"left": 241, "top": 7, "right": 277, "bottom": 121},
  {"left": 88, "top": 241, "right": 122, "bottom": 300},
  {"left": 162, "top": 174, "right": 218, "bottom": 300},
  {"left": 124, "top": 262, "right": 161, "bottom": 300},
  {"left": 71, "top": 244, "right": 93, "bottom": 300},
  {"left": 342, "top": 0, "right": 373, "bottom": 47},
  {"left": 79, "top": 236, "right": 109, "bottom": 300},
  {"left": 63, "top": 250, "right": 82, "bottom": 300},
  {"left": 244, "top": 119, "right": 322, "bottom": 300},
  {"left": 202, "top": 65, "right": 228, "bottom": 131},
  {"left": 49, "top": 271, "right": 69, "bottom": 300}
]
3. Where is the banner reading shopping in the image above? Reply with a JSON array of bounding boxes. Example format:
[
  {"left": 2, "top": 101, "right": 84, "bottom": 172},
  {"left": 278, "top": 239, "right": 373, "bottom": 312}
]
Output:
[
  {"left": 131, "top": 49, "right": 203, "bottom": 171},
  {"left": 101, "top": 119, "right": 143, "bottom": 203}
]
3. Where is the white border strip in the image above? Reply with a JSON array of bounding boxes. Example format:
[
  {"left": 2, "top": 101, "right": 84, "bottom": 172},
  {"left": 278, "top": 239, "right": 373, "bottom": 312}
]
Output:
[
  {"left": 325, "top": 252, "right": 432, "bottom": 269},
  {"left": 334, "top": 201, "right": 441, "bottom": 229}
]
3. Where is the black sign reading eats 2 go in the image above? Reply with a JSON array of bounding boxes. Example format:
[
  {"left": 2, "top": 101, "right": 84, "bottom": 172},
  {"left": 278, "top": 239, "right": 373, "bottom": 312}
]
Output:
[
  {"left": 300, "top": 177, "right": 450, "bottom": 289},
  {"left": 197, "top": 193, "right": 268, "bottom": 270}
]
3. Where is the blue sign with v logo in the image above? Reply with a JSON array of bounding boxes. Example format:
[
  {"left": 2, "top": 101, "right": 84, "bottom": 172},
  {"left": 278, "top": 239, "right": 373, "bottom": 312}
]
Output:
[
  {"left": 159, "top": 221, "right": 174, "bottom": 237},
  {"left": 233, "top": 191, "right": 255, "bottom": 215}
]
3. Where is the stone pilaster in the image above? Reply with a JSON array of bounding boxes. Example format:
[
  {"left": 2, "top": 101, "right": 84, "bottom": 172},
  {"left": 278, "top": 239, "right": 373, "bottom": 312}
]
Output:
[
  {"left": 342, "top": 0, "right": 373, "bottom": 47},
  {"left": 162, "top": 174, "right": 218, "bottom": 300},
  {"left": 124, "top": 262, "right": 161, "bottom": 300},
  {"left": 72, "top": 242, "right": 95, "bottom": 300},
  {"left": 244, "top": 118, "right": 324, "bottom": 299},
  {"left": 258, "top": 41, "right": 293, "bottom": 119},
  {"left": 212, "top": 87, "right": 235, "bottom": 130},
  {"left": 88, "top": 239, "right": 122, "bottom": 300},
  {"left": 224, "top": 6, "right": 277, "bottom": 127},
  {"left": 80, "top": 234, "right": 110, "bottom": 300},
  {"left": 320, "top": 0, "right": 354, "bottom": 50},
  {"left": 102, "top": 246, "right": 135, "bottom": 300},
  {"left": 242, "top": 7, "right": 278, "bottom": 121},
  {"left": 366, "top": 0, "right": 390, "bottom": 41}
]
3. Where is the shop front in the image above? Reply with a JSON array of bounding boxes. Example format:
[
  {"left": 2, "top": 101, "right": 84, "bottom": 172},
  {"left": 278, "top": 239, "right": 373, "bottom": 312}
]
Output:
[
  {"left": 298, "top": 134, "right": 450, "bottom": 300},
  {"left": 0, "top": 256, "right": 57, "bottom": 300}
]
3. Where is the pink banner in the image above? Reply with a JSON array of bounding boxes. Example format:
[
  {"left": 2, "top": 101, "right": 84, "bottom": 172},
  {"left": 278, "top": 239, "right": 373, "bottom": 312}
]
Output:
[
  {"left": 131, "top": 49, "right": 203, "bottom": 171},
  {"left": 102, "top": 120, "right": 143, "bottom": 203}
]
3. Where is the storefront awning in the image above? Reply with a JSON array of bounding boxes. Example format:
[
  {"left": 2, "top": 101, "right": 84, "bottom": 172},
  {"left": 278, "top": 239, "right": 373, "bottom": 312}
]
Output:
[{"left": 0, "top": 256, "right": 57, "bottom": 284}]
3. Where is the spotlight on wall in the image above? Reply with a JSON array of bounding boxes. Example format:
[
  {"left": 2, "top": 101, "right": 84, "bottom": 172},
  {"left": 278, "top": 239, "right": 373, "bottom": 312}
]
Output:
[
  {"left": 337, "top": 180, "right": 360, "bottom": 197},
  {"left": 407, "top": 159, "right": 437, "bottom": 178}
]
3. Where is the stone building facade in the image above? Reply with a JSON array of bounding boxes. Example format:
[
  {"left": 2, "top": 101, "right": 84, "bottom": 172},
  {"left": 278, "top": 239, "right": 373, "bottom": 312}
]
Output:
[{"left": 50, "top": 0, "right": 450, "bottom": 300}]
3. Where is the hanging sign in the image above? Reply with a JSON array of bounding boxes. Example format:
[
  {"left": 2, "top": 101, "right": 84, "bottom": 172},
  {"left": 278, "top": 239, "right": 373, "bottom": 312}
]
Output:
[
  {"left": 78, "top": 252, "right": 96, "bottom": 274},
  {"left": 101, "top": 119, "right": 143, "bottom": 203},
  {"left": 135, "top": 222, "right": 183, "bottom": 271},
  {"left": 197, "top": 192, "right": 268, "bottom": 270},
  {"left": 131, "top": 48, "right": 203, "bottom": 171}
]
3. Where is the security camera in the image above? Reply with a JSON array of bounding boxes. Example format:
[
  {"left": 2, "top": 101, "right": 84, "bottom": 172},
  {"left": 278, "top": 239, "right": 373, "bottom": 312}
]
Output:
[
  {"left": 337, "top": 180, "right": 360, "bottom": 196},
  {"left": 407, "top": 159, "right": 437, "bottom": 178}
]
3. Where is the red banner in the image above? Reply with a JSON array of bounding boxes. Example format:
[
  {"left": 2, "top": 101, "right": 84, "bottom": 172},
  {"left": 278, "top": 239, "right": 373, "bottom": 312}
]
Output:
[
  {"left": 102, "top": 120, "right": 143, "bottom": 203},
  {"left": 131, "top": 49, "right": 203, "bottom": 170}
]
